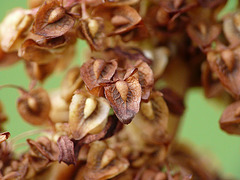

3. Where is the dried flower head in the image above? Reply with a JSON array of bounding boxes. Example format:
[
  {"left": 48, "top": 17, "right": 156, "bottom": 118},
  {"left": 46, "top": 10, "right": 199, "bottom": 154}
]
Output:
[{"left": 0, "top": 0, "right": 237, "bottom": 179}]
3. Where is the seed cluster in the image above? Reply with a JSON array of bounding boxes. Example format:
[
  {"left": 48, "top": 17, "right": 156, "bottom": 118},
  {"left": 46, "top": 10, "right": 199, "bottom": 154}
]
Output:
[{"left": 0, "top": 0, "right": 238, "bottom": 179}]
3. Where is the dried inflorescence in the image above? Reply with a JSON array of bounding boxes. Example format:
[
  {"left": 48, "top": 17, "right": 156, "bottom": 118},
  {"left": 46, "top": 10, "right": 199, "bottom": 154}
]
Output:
[{"left": 0, "top": 0, "right": 239, "bottom": 179}]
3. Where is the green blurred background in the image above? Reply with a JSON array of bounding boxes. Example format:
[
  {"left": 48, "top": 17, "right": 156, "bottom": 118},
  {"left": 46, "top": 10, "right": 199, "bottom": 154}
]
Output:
[{"left": 0, "top": 1, "right": 240, "bottom": 179}]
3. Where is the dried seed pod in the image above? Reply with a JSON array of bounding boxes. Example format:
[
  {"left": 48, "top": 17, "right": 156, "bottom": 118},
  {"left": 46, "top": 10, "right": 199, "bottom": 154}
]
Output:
[
  {"left": 19, "top": 39, "right": 57, "bottom": 64},
  {"left": 28, "top": 137, "right": 59, "bottom": 160},
  {"left": 219, "top": 101, "right": 240, "bottom": 135},
  {"left": 104, "top": 70, "right": 141, "bottom": 124},
  {"left": 201, "top": 61, "right": 224, "bottom": 98},
  {"left": 25, "top": 61, "right": 56, "bottom": 82},
  {"left": 134, "top": 60, "right": 154, "bottom": 101},
  {"left": 33, "top": 0, "right": 74, "bottom": 38},
  {"left": 17, "top": 88, "right": 51, "bottom": 125},
  {"left": 207, "top": 47, "right": 240, "bottom": 99},
  {"left": 0, "top": 8, "right": 33, "bottom": 52},
  {"left": 93, "top": 5, "right": 141, "bottom": 36},
  {"left": 61, "top": 67, "right": 83, "bottom": 102},
  {"left": 79, "top": 18, "right": 105, "bottom": 51},
  {"left": 160, "top": 0, "right": 197, "bottom": 13},
  {"left": 223, "top": 11, "right": 240, "bottom": 46},
  {"left": 110, "top": 6, "right": 142, "bottom": 35},
  {"left": 132, "top": 91, "right": 169, "bottom": 144},
  {"left": 19, "top": 37, "right": 75, "bottom": 68},
  {"left": 49, "top": 90, "right": 69, "bottom": 123},
  {"left": 69, "top": 92, "right": 110, "bottom": 140},
  {"left": 187, "top": 22, "right": 221, "bottom": 47},
  {"left": 27, "top": 137, "right": 59, "bottom": 172},
  {"left": 75, "top": 141, "right": 129, "bottom": 180},
  {"left": 80, "top": 58, "right": 118, "bottom": 96}
]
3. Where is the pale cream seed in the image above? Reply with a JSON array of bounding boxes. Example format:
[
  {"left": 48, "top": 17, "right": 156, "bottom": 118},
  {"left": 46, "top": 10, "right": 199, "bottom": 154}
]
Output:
[
  {"left": 88, "top": 19, "right": 99, "bottom": 37},
  {"left": 84, "top": 97, "right": 97, "bottom": 119}
]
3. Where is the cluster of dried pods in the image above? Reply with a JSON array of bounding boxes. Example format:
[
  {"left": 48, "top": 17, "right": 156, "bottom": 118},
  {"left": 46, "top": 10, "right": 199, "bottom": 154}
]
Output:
[{"left": 0, "top": 0, "right": 239, "bottom": 179}]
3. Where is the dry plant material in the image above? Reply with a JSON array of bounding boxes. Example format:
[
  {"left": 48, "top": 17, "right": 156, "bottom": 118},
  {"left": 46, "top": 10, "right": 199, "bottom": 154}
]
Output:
[
  {"left": 134, "top": 60, "right": 154, "bottom": 101},
  {"left": 0, "top": 0, "right": 239, "bottom": 179},
  {"left": 201, "top": 60, "right": 226, "bottom": 98},
  {"left": 0, "top": 49, "right": 19, "bottom": 67},
  {"left": 75, "top": 141, "right": 129, "bottom": 180},
  {"left": 132, "top": 91, "right": 169, "bottom": 144},
  {"left": 187, "top": 22, "right": 221, "bottom": 47},
  {"left": 19, "top": 39, "right": 58, "bottom": 64},
  {"left": 57, "top": 136, "right": 76, "bottom": 165},
  {"left": 0, "top": 9, "right": 33, "bottom": 52},
  {"left": 17, "top": 88, "right": 51, "bottom": 125},
  {"left": 220, "top": 101, "right": 240, "bottom": 135},
  {"left": 69, "top": 91, "right": 110, "bottom": 140},
  {"left": 33, "top": 0, "right": 74, "bottom": 38},
  {"left": 104, "top": 69, "right": 141, "bottom": 124},
  {"left": 93, "top": 5, "right": 142, "bottom": 36},
  {"left": 61, "top": 66, "right": 83, "bottom": 102},
  {"left": 0, "top": 132, "right": 10, "bottom": 144},
  {"left": 80, "top": 58, "right": 118, "bottom": 96},
  {"left": 207, "top": 47, "right": 240, "bottom": 99},
  {"left": 223, "top": 11, "right": 240, "bottom": 46},
  {"left": 24, "top": 61, "right": 56, "bottom": 82}
]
